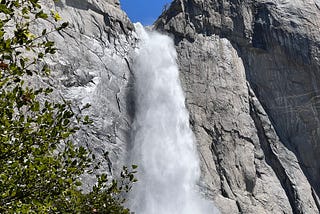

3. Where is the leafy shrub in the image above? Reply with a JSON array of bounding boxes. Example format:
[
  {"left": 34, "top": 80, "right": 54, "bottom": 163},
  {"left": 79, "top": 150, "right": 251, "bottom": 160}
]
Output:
[{"left": 0, "top": 0, "right": 136, "bottom": 213}]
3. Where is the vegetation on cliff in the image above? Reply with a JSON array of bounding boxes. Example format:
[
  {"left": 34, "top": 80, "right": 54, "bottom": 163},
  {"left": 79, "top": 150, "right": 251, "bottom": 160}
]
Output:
[{"left": 0, "top": 0, "right": 136, "bottom": 213}]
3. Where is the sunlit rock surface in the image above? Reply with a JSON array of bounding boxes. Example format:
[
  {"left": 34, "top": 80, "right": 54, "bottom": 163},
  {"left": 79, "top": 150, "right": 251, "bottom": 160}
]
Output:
[
  {"left": 40, "top": 0, "right": 136, "bottom": 187},
  {"left": 39, "top": 0, "right": 320, "bottom": 213},
  {"left": 155, "top": 0, "right": 320, "bottom": 213}
]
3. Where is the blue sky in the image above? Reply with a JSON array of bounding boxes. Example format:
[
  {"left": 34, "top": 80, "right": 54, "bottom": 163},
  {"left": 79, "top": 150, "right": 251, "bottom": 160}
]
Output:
[{"left": 120, "top": 0, "right": 172, "bottom": 25}]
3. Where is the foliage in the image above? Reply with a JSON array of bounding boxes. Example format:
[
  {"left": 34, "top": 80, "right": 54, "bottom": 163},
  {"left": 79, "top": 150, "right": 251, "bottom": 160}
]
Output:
[{"left": 0, "top": 0, "right": 136, "bottom": 213}]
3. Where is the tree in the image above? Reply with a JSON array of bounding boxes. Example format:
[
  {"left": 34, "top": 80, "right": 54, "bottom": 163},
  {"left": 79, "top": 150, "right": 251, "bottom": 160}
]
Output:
[{"left": 0, "top": 0, "right": 136, "bottom": 213}]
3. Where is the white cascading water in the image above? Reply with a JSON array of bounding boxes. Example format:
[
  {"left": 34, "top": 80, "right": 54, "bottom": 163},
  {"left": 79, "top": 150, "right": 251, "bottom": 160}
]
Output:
[{"left": 128, "top": 23, "right": 217, "bottom": 214}]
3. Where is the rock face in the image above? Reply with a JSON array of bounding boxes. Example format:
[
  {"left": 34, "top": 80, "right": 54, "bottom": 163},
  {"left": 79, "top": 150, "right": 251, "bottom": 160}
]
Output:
[
  {"left": 155, "top": 0, "right": 320, "bottom": 213},
  {"left": 40, "top": 0, "right": 136, "bottom": 185},
  {"left": 40, "top": 0, "right": 320, "bottom": 213}
]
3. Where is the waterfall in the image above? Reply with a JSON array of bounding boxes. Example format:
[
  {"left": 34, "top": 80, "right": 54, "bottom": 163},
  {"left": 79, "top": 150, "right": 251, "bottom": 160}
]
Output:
[{"left": 128, "top": 23, "right": 217, "bottom": 214}]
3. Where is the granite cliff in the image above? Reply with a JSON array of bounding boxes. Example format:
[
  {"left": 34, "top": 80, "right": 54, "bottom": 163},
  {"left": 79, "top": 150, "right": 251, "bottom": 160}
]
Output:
[
  {"left": 40, "top": 0, "right": 320, "bottom": 213},
  {"left": 155, "top": 0, "right": 320, "bottom": 213}
]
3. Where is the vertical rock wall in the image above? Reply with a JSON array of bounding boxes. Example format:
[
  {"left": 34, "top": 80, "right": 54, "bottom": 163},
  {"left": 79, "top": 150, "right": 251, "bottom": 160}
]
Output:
[
  {"left": 155, "top": 0, "right": 320, "bottom": 213},
  {"left": 39, "top": 0, "right": 136, "bottom": 186}
]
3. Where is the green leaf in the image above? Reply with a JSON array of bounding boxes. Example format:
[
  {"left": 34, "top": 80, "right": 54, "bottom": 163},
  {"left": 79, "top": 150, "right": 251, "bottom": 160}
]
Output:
[
  {"left": 45, "top": 41, "right": 54, "bottom": 47},
  {"left": 0, "top": 4, "right": 12, "bottom": 14},
  {"left": 56, "top": 22, "right": 69, "bottom": 31},
  {"left": 51, "top": 10, "right": 62, "bottom": 21},
  {"left": 132, "top": 165, "right": 138, "bottom": 169},
  {"left": 35, "top": 10, "right": 48, "bottom": 19}
]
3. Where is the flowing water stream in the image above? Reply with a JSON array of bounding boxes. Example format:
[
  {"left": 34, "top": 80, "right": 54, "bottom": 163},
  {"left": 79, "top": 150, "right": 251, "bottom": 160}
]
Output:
[{"left": 128, "top": 23, "right": 217, "bottom": 214}]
